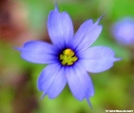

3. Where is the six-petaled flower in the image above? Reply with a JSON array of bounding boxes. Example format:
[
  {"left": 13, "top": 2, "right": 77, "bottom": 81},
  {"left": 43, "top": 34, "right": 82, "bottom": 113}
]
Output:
[{"left": 17, "top": 5, "right": 120, "bottom": 106}]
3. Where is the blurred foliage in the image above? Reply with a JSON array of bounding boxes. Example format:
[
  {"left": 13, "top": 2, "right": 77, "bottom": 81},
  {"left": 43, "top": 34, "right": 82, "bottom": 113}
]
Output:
[{"left": 0, "top": 0, "right": 134, "bottom": 113}]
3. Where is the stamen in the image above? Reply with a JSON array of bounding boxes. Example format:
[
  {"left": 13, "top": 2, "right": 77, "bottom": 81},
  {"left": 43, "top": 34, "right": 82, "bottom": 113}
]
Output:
[{"left": 60, "top": 49, "right": 78, "bottom": 65}]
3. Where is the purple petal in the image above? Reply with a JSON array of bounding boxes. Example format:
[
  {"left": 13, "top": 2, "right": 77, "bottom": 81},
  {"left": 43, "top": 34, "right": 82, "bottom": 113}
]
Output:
[
  {"left": 66, "top": 63, "right": 94, "bottom": 102},
  {"left": 47, "top": 6, "right": 74, "bottom": 48},
  {"left": 38, "top": 63, "right": 66, "bottom": 99},
  {"left": 18, "top": 41, "right": 57, "bottom": 64},
  {"left": 72, "top": 17, "right": 102, "bottom": 52},
  {"left": 79, "top": 46, "right": 121, "bottom": 73},
  {"left": 47, "top": 67, "right": 66, "bottom": 99},
  {"left": 37, "top": 63, "right": 61, "bottom": 91}
]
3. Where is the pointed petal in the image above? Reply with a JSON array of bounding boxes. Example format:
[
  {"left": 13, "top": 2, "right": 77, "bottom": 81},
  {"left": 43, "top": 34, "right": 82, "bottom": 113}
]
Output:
[
  {"left": 47, "top": 66, "right": 67, "bottom": 99},
  {"left": 79, "top": 46, "right": 121, "bottom": 73},
  {"left": 47, "top": 6, "right": 74, "bottom": 48},
  {"left": 66, "top": 63, "right": 94, "bottom": 101},
  {"left": 72, "top": 17, "right": 102, "bottom": 52},
  {"left": 37, "top": 63, "right": 61, "bottom": 91},
  {"left": 17, "top": 41, "right": 58, "bottom": 64},
  {"left": 38, "top": 63, "right": 66, "bottom": 99}
]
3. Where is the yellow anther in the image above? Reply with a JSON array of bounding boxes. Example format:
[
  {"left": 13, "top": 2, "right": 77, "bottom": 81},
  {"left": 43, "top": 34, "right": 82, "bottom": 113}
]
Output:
[
  {"left": 63, "top": 49, "right": 74, "bottom": 56},
  {"left": 60, "top": 48, "right": 78, "bottom": 66}
]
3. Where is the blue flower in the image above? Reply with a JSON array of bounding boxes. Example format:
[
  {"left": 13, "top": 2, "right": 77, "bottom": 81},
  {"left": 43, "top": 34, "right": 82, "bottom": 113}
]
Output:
[
  {"left": 17, "top": 6, "right": 120, "bottom": 106},
  {"left": 112, "top": 17, "right": 134, "bottom": 46}
]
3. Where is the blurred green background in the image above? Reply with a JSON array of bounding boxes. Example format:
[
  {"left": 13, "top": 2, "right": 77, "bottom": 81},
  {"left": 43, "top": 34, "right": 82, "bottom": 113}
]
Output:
[{"left": 0, "top": 0, "right": 134, "bottom": 113}]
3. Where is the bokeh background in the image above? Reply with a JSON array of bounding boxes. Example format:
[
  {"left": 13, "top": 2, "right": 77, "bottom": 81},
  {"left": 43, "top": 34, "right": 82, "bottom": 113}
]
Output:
[{"left": 0, "top": 0, "right": 134, "bottom": 113}]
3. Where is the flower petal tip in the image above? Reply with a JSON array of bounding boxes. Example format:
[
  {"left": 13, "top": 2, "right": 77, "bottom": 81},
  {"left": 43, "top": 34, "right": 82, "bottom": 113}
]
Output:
[
  {"left": 95, "top": 15, "right": 105, "bottom": 25},
  {"left": 14, "top": 47, "right": 22, "bottom": 52},
  {"left": 40, "top": 93, "right": 46, "bottom": 100},
  {"left": 115, "top": 57, "right": 122, "bottom": 61},
  {"left": 86, "top": 97, "right": 93, "bottom": 109},
  {"left": 54, "top": 3, "right": 59, "bottom": 12},
  {"left": 99, "top": 14, "right": 105, "bottom": 21}
]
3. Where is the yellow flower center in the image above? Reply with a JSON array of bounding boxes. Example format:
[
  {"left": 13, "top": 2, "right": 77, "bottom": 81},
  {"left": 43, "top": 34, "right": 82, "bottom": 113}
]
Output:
[{"left": 60, "top": 49, "right": 78, "bottom": 65}]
